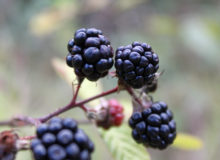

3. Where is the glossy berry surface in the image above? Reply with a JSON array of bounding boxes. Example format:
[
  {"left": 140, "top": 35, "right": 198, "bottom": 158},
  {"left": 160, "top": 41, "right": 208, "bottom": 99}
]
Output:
[
  {"left": 115, "top": 42, "right": 159, "bottom": 88},
  {"left": 129, "top": 101, "right": 176, "bottom": 149},
  {"left": 96, "top": 99, "right": 124, "bottom": 129},
  {"left": 31, "top": 117, "right": 94, "bottom": 160},
  {"left": 66, "top": 28, "right": 114, "bottom": 81}
]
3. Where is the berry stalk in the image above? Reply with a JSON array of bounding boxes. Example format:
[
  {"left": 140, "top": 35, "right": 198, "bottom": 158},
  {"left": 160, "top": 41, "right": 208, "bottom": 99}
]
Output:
[
  {"left": 38, "top": 86, "right": 119, "bottom": 123},
  {"left": 0, "top": 116, "right": 39, "bottom": 127},
  {"left": 72, "top": 78, "right": 83, "bottom": 104}
]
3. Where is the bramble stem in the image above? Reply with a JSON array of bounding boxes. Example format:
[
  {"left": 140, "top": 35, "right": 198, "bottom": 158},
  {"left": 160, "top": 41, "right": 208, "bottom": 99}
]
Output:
[
  {"left": 0, "top": 120, "right": 14, "bottom": 126},
  {"left": 38, "top": 86, "right": 118, "bottom": 123},
  {"left": 72, "top": 78, "right": 83, "bottom": 103},
  {"left": 80, "top": 104, "right": 88, "bottom": 112},
  {"left": 0, "top": 116, "right": 39, "bottom": 127}
]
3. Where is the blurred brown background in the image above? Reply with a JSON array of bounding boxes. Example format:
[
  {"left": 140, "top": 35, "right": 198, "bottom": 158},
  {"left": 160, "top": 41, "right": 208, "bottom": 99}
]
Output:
[{"left": 0, "top": 0, "right": 220, "bottom": 159}]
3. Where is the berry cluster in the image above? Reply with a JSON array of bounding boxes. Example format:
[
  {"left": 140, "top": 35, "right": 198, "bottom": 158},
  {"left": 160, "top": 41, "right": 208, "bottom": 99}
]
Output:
[
  {"left": 115, "top": 42, "right": 159, "bottom": 89},
  {"left": 0, "top": 27, "right": 180, "bottom": 160},
  {"left": 31, "top": 118, "right": 94, "bottom": 160},
  {"left": 129, "top": 102, "right": 176, "bottom": 149},
  {"left": 66, "top": 28, "right": 114, "bottom": 81},
  {"left": 96, "top": 99, "right": 124, "bottom": 129}
]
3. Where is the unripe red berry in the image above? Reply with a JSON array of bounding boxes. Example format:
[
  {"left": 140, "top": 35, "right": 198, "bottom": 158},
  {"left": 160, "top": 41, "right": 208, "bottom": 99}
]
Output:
[{"left": 96, "top": 99, "right": 124, "bottom": 129}]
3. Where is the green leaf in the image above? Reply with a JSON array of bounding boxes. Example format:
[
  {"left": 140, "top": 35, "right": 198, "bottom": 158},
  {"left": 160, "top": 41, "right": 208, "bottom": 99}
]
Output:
[
  {"left": 172, "top": 133, "right": 203, "bottom": 150},
  {"left": 101, "top": 125, "right": 151, "bottom": 160}
]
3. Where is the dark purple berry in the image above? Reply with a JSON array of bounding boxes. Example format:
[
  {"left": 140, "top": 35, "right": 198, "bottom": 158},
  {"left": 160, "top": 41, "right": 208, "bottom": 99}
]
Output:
[
  {"left": 135, "top": 121, "right": 146, "bottom": 134},
  {"left": 67, "top": 39, "right": 74, "bottom": 52},
  {"left": 129, "top": 52, "right": 141, "bottom": 65},
  {"left": 115, "top": 42, "right": 159, "bottom": 88},
  {"left": 131, "top": 112, "right": 142, "bottom": 123},
  {"left": 72, "top": 45, "right": 82, "bottom": 54},
  {"left": 66, "top": 54, "right": 73, "bottom": 67},
  {"left": 31, "top": 139, "right": 41, "bottom": 149},
  {"left": 147, "top": 114, "right": 161, "bottom": 126},
  {"left": 50, "top": 117, "right": 62, "bottom": 124},
  {"left": 87, "top": 141, "right": 94, "bottom": 153},
  {"left": 82, "top": 64, "right": 94, "bottom": 76},
  {"left": 62, "top": 118, "right": 77, "bottom": 132},
  {"left": 75, "top": 130, "right": 88, "bottom": 148},
  {"left": 66, "top": 143, "right": 80, "bottom": 159},
  {"left": 87, "top": 72, "right": 100, "bottom": 81},
  {"left": 159, "top": 124, "right": 170, "bottom": 137},
  {"left": 128, "top": 101, "right": 176, "bottom": 149},
  {"left": 31, "top": 118, "right": 94, "bottom": 160},
  {"left": 74, "top": 32, "right": 87, "bottom": 46},
  {"left": 33, "top": 144, "right": 47, "bottom": 160},
  {"left": 48, "top": 122, "right": 62, "bottom": 134},
  {"left": 72, "top": 54, "right": 83, "bottom": 69},
  {"left": 151, "top": 103, "right": 163, "bottom": 113},
  {"left": 142, "top": 108, "right": 152, "bottom": 118},
  {"left": 96, "top": 59, "right": 109, "bottom": 73},
  {"left": 36, "top": 124, "right": 48, "bottom": 137},
  {"left": 42, "top": 133, "right": 56, "bottom": 146},
  {"left": 57, "top": 129, "right": 74, "bottom": 145},
  {"left": 84, "top": 47, "right": 100, "bottom": 64},
  {"left": 132, "top": 129, "right": 141, "bottom": 142},
  {"left": 48, "top": 145, "right": 66, "bottom": 160},
  {"left": 80, "top": 150, "right": 90, "bottom": 160},
  {"left": 85, "top": 37, "right": 100, "bottom": 47},
  {"left": 66, "top": 28, "right": 113, "bottom": 81}
]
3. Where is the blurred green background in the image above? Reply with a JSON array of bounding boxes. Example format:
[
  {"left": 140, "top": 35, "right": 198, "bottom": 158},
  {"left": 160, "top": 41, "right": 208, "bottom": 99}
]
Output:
[{"left": 0, "top": 0, "right": 220, "bottom": 159}]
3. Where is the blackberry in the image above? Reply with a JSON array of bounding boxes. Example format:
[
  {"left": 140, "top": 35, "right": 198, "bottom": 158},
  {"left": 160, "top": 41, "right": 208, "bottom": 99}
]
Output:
[
  {"left": 129, "top": 101, "right": 176, "bottom": 149},
  {"left": 66, "top": 28, "right": 114, "bottom": 81},
  {"left": 115, "top": 42, "right": 159, "bottom": 88},
  {"left": 96, "top": 99, "right": 124, "bottom": 129},
  {"left": 31, "top": 117, "right": 94, "bottom": 160}
]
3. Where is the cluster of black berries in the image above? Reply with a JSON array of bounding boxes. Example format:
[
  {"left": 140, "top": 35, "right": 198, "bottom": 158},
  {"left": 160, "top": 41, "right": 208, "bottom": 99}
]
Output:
[
  {"left": 115, "top": 42, "right": 159, "bottom": 89},
  {"left": 31, "top": 118, "right": 94, "bottom": 160},
  {"left": 66, "top": 28, "right": 114, "bottom": 81},
  {"left": 129, "top": 102, "right": 176, "bottom": 149},
  {"left": 64, "top": 28, "right": 177, "bottom": 151}
]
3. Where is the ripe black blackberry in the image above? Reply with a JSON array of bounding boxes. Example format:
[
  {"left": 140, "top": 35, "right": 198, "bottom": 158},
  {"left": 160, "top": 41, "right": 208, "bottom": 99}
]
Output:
[
  {"left": 31, "top": 117, "right": 94, "bottom": 160},
  {"left": 129, "top": 101, "right": 176, "bottom": 149},
  {"left": 66, "top": 28, "right": 114, "bottom": 81},
  {"left": 115, "top": 42, "right": 159, "bottom": 89}
]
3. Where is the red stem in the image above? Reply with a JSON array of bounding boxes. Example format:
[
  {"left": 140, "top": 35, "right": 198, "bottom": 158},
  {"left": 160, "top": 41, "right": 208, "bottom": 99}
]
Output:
[
  {"left": 80, "top": 105, "right": 88, "bottom": 112},
  {"left": 38, "top": 86, "right": 118, "bottom": 123},
  {"left": 72, "top": 82, "right": 82, "bottom": 104}
]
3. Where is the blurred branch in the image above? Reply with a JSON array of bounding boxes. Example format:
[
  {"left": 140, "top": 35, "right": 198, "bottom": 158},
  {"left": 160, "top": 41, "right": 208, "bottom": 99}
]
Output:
[
  {"left": 38, "top": 86, "right": 119, "bottom": 123},
  {"left": 0, "top": 116, "right": 40, "bottom": 127}
]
